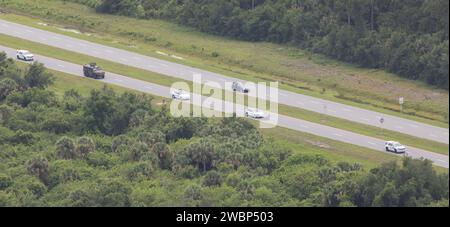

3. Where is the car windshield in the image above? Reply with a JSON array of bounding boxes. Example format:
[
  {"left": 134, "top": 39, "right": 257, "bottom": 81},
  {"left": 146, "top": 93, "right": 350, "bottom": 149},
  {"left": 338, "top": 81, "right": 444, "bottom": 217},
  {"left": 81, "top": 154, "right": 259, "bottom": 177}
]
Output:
[
  {"left": 22, "top": 51, "right": 31, "bottom": 55},
  {"left": 393, "top": 143, "right": 402, "bottom": 147}
]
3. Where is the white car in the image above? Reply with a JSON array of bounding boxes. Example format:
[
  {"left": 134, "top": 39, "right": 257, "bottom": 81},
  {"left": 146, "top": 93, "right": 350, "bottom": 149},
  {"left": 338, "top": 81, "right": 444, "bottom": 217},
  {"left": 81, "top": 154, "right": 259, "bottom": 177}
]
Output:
[
  {"left": 171, "top": 89, "right": 191, "bottom": 101},
  {"left": 385, "top": 141, "right": 406, "bottom": 154},
  {"left": 245, "top": 108, "right": 266, "bottom": 119},
  {"left": 16, "top": 50, "right": 34, "bottom": 61}
]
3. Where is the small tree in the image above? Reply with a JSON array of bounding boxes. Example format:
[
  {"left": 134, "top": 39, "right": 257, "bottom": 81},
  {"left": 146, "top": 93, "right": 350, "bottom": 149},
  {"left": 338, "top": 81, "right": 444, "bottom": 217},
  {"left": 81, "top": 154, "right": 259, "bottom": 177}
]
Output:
[
  {"left": 56, "top": 136, "right": 77, "bottom": 159},
  {"left": 0, "top": 78, "right": 18, "bottom": 101},
  {"left": 26, "top": 156, "right": 49, "bottom": 184},
  {"left": 202, "top": 170, "right": 222, "bottom": 187},
  {"left": 77, "top": 136, "right": 96, "bottom": 158},
  {"left": 24, "top": 62, "right": 54, "bottom": 89}
]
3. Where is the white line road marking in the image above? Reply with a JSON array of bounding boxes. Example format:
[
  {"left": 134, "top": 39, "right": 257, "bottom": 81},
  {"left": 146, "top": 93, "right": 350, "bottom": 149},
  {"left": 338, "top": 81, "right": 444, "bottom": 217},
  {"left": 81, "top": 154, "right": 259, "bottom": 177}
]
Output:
[
  {"left": 409, "top": 124, "right": 419, "bottom": 128},
  {"left": 158, "top": 63, "right": 168, "bottom": 67},
  {"left": 342, "top": 108, "right": 352, "bottom": 112},
  {"left": 333, "top": 133, "right": 343, "bottom": 137},
  {"left": 360, "top": 118, "right": 371, "bottom": 122},
  {"left": 300, "top": 125, "right": 310, "bottom": 129},
  {"left": 368, "top": 142, "right": 376, "bottom": 145},
  {"left": 52, "top": 36, "right": 60, "bottom": 40},
  {"left": 57, "top": 64, "right": 65, "bottom": 68},
  {"left": 25, "top": 29, "right": 33, "bottom": 33},
  {"left": 13, "top": 31, "right": 22, "bottom": 35},
  {"left": 114, "top": 78, "right": 124, "bottom": 82},
  {"left": 309, "top": 100, "right": 320, "bottom": 105}
]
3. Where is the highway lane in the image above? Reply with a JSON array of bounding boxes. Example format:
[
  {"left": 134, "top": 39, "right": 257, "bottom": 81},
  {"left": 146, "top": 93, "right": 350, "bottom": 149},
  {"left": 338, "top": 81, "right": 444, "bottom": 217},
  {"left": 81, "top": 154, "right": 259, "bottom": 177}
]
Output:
[
  {"left": 1, "top": 45, "right": 448, "bottom": 168},
  {"left": 1, "top": 19, "right": 448, "bottom": 144}
]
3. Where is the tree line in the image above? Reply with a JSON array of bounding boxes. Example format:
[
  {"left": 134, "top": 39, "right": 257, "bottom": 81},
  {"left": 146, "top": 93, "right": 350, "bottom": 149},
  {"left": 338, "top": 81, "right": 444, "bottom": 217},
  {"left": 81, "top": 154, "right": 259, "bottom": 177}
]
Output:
[
  {"left": 1, "top": 53, "right": 449, "bottom": 206},
  {"left": 68, "top": 0, "right": 449, "bottom": 89}
]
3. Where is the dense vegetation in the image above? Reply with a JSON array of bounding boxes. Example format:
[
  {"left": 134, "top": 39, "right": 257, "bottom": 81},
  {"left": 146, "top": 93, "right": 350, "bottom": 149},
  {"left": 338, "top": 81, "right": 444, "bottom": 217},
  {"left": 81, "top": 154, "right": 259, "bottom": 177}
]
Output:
[
  {"left": 67, "top": 0, "right": 449, "bottom": 89},
  {"left": 0, "top": 52, "right": 448, "bottom": 207}
]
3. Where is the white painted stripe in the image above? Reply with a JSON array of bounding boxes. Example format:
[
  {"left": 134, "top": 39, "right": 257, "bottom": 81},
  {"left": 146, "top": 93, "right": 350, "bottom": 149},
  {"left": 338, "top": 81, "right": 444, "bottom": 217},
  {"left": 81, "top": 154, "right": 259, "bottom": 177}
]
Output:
[
  {"left": 155, "top": 62, "right": 168, "bottom": 67},
  {"left": 360, "top": 118, "right": 371, "bottom": 122},
  {"left": 333, "top": 133, "right": 343, "bottom": 137},
  {"left": 57, "top": 64, "right": 65, "bottom": 68},
  {"left": 409, "top": 124, "right": 419, "bottom": 128},
  {"left": 342, "top": 108, "right": 352, "bottom": 112}
]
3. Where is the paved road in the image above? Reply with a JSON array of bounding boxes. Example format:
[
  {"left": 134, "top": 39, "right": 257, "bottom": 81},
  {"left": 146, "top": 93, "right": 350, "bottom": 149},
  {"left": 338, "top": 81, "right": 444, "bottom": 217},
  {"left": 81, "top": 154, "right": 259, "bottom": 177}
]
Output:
[
  {"left": 1, "top": 46, "right": 448, "bottom": 168},
  {"left": 0, "top": 19, "right": 448, "bottom": 144}
]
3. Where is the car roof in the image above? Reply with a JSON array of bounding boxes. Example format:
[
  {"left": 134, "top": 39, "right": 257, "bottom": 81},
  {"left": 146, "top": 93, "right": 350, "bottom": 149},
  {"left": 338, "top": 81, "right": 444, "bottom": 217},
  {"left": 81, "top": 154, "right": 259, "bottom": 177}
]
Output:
[{"left": 17, "top": 50, "right": 29, "bottom": 52}]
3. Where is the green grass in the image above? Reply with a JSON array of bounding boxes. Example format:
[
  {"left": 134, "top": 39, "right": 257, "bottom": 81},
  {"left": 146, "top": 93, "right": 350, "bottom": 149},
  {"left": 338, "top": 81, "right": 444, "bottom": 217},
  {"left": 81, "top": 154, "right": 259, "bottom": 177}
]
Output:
[
  {"left": 2, "top": 33, "right": 448, "bottom": 156},
  {"left": 0, "top": 0, "right": 448, "bottom": 127}
]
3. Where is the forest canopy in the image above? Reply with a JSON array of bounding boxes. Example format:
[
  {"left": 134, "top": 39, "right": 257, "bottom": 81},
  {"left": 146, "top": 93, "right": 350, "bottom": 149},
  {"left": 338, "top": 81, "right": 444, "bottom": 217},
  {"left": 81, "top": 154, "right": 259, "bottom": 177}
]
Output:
[{"left": 68, "top": 0, "right": 449, "bottom": 89}]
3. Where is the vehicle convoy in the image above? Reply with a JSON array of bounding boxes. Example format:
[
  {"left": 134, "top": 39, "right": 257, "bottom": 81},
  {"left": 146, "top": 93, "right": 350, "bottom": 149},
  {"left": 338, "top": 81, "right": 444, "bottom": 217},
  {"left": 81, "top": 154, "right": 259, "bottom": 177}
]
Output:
[
  {"left": 171, "top": 89, "right": 191, "bottom": 101},
  {"left": 245, "top": 108, "right": 266, "bottom": 119},
  {"left": 16, "top": 50, "right": 34, "bottom": 61},
  {"left": 385, "top": 141, "right": 407, "bottom": 154},
  {"left": 83, "top": 63, "right": 105, "bottom": 79},
  {"left": 232, "top": 81, "right": 249, "bottom": 93}
]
